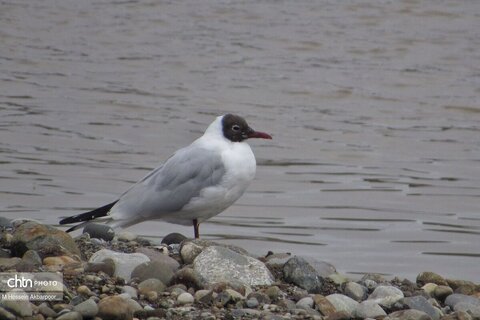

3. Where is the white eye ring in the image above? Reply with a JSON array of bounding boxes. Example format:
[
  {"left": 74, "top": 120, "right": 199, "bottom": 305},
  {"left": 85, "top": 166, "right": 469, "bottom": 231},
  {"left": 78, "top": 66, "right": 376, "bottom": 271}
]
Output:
[{"left": 232, "top": 125, "right": 241, "bottom": 132}]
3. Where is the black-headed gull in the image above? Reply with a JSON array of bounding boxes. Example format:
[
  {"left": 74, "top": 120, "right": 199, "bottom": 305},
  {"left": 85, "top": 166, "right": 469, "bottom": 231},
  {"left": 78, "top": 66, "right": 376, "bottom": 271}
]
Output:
[{"left": 60, "top": 114, "right": 272, "bottom": 238}]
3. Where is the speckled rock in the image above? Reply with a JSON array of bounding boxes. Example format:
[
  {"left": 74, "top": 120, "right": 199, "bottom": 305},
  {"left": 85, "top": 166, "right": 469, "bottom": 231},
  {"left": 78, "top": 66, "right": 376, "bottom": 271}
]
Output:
[
  {"left": 326, "top": 293, "right": 359, "bottom": 317},
  {"left": 368, "top": 285, "right": 404, "bottom": 308},
  {"left": 89, "top": 249, "right": 150, "bottom": 281},
  {"left": 193, "top": 246, "right": 274, "bottom": 287},
  {"left": 11, "top": 221, "right": 80, "bottom": 258},
  {"left": 355, "top": 300, "right": 387, "bottom": 318},
  {"left": 416, "top": 272, "right": 448, "bottom": 286},
  {"left": 283, "top": 256, "right": 324, "bottom": 293}
]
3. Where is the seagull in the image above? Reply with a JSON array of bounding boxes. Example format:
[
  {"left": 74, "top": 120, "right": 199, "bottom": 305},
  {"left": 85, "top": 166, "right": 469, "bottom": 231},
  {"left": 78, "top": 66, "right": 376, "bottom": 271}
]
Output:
[{"left": 59, "top": 114, "right": 272, "bottom": 238}]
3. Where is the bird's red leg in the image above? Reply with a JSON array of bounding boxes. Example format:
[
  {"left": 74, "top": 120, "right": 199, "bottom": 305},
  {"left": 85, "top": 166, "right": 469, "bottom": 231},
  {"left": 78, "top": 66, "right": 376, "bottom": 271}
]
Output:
[{"left": 193, "top": 219, "right": 200, "bottom": 239}]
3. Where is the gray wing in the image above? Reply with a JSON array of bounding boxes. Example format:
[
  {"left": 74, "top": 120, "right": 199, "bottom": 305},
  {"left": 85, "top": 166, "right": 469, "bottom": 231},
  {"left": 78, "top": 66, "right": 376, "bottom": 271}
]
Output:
[{"left": 110, "top": 146, "right": 226, "bottom": 220}]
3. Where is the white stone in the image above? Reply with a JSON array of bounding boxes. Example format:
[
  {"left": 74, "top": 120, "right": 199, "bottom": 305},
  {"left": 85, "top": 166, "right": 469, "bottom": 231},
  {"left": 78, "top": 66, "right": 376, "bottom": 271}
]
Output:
[{"left": 89, "top": 249, "right": 150, "bottom": 281}]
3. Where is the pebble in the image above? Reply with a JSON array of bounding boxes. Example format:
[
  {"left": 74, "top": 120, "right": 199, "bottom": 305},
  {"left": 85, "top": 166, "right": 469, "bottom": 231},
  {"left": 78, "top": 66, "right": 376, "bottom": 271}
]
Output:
[
  {"left": 417, "top": 271, "right": 448, "bottom": 286},
  {"left": 453, "top": 302, "right": 480, "bottom": 318},
  {"left": 296, "top": 296, "right": 314, "bottom": 309},
  {"left": 0, "top": 296, "right": 33, "bottom": 317},
  {"left": 386, "top": 309, "right": 433, "bottom": 320},
  {"left": 56, "top": 311, "right": 83, "bottom": 320},
  {"left": 246, "top": 297, "right": 259, "bottom": 308},
  {"left": 344, "top": 281, "right": 368, "bottom": 301},
  {"left": 89, "top": 249, "right": 150, "bottom": 281},
  {"left": 326, "top": 293, "right": 359, "bottom": 317},
  {"left": 122, "top": 285, "right": 138, "bottom": 299},
  {"left": 131, "top": 260, "right": 174, "bottom": 284},
  {"left": 38, "top": 303, "right": 57, "bottom": 318},
  {"left": 403, "top": 295, "right": 440, "bottom": 320},
  {"left": 22, "top": 249, "right": 42, "bottom": 266},
  {"left": 313, "top": 294, "right": 336, "bottom": 316},
  {"left": 177, "top": 292, "right": 195, "bottom": 305},
  {"left": 180, "top": 239, "right": 213, "bottom": 264},
  {"left": 193, "top": 246, "right": 274, "bottom": 287},
  {"left": 138, "top": 278, "right": 166, "bottom": 295},
  {"left": 97, "top": 295, "right": 141, "bottom": 320},
  {"left": 283, "top": 256, "right": 324, "bottom": 293},
  {"left": 72, "top": 298, "right": 98, "bottom": 318},
  {"left": 445, "top": 294, "right": 480, "bottom": 309},
  {"left": 265, "top": 285, "right": 282, "bottom": 301},
  {"left": 162, "top": 232, "right": 187, "bottom": 245},
  {"left": 195, "top": 289, "right": 215, "bottom": 304},
  {"left": 136, "top": 247, "right": 180, "bottom": 271},
  {"left": 368, "top": 285, "right": 405, "bottom": 308},
  {"left": 355, "top": 300, "right": 387, "bottom": 318},
  {"left": 0, "top": 307, "right": 15, "bottom": 320},
  {"left": 83, "top": 223, "right": 115, "bottom": 241}
]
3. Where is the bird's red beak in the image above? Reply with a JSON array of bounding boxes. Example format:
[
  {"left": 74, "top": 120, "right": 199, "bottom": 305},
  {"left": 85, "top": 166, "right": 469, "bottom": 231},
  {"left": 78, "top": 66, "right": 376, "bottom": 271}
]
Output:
[{"left": 247, "top": 130, "right": 272, "bottom": 140}]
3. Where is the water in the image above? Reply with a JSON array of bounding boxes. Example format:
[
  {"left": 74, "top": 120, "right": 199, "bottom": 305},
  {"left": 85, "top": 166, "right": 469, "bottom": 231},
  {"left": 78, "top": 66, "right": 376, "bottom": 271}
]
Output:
[{"left": 1, "top": 0, "right": 479, "bottom": 281}]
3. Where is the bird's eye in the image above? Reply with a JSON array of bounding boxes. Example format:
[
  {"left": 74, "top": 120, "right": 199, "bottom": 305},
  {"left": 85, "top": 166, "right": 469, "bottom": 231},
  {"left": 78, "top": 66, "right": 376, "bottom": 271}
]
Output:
[{"left": 232, "top": 125, "right": 241, "bottom": 132}]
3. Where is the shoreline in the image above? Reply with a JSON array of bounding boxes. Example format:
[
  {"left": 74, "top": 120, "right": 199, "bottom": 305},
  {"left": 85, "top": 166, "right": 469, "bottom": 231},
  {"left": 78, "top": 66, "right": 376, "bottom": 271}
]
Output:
[{"left": 0, "top": 219, "right": 478, "bottom": 319}]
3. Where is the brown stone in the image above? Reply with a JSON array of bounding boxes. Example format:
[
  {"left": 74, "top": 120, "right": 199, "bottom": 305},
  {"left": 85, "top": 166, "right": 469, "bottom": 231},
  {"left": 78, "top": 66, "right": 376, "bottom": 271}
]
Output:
[{"left": 313, "top": 294, "right": 336, "bottom": 316}]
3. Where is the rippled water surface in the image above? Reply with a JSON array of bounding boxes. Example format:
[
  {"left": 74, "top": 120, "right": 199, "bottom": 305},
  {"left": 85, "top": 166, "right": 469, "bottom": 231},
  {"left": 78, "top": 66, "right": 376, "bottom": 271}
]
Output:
[{"left": 1, "top": 0, "right": 479, "bottom": 281}]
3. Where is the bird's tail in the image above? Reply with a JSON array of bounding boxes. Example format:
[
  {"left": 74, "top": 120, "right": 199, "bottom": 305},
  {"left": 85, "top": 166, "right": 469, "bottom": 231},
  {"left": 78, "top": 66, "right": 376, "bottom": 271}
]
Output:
[{"left": 59, "top": 201, "right": 118, "bottom": 232}]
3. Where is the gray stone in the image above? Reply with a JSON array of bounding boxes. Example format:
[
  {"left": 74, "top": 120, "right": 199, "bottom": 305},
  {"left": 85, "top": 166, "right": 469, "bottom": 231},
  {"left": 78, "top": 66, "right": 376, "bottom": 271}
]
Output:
[
  {"left": 247, "top": 292, "right": 271, "bottom": 305},
  {"left": 11, "top": 221, "right": 80, "bottom": 258},
  {"left": 368, "top": 285, "right": 404, "bottom": 308},
  {"left": 180, "top": 239, "right": 215, "bottom": 264},
  {"left": 138, "top": 278, "right": 166, "bottom": 295},
  {"left": 0, "top": 307, "right": 15, "bottom": 320},
  {"left": 0, "top": 257, "right": 22, "bottom": 270},
  {"left": 355, "top": 300, "right": 387, "bottom": 318},
  {"left": 89, "top": 249, "right": 150, "bottom": 281},
  {"left": 38, "top": 303, "right": 58, "bottom": 317},
  {"left": 73, "top": 298, "right": 98, "bottom": 318},
  {"left": 22, "top": 250, "right": 42, "bottom": 266},
  {"left": 454, "top": 302, "right": 480, "bottom": 318},
  {"left": 162, "top": 233, "right": 187, "bottom": 245},
  {"left": 246, "top": 297, "right": 259, "bottom": 308},
  {"left": 135, "top": 247, "right": 180, "bottom": 272},
  {"left": 195, "top": 289, "right": 214, "bottom": 304},
  {"left": 131, "top": 260, "right": 174, "bottom": 284},
  {"left": 264, "top": 253, "right": 292, "bottom": 268},
  {"left": 193, "top": 246, "right": 274, "bottom": 287},
  {"left": 445, "top": 294, "right": 480, "bottom": 309},
  {"left": 83, "top": 223, "right": 115, "bottom": 241},
  {"left": 122, "top": 285, "right": 138, "bottom": 299},
  {"left": 326, "top": 293, "right": 359, "bottom": 317},
  {"left": 296, "top": 296, "right": 314, "bottom": 309},
  {"left": 283, "top": 256, "right": 324, "bottom": 293},
  {"left": 345, "top": 281, "right": 368, "bottom": 301},
  {"left": 403, "top": 296, "right": 439, "bottom": 320},
  {"left": 386, "top": 309, "right": 433, "bottom": 320},
  {"left": 56, "top": 311, "right": 83, "bottom": 320},
  {"left": 171, "top": 266, "right": 203, "bottom": 290},
  {"left": 177, "top": 292, "right": 195, "bottom": 305},
  {"left": 0, "top": 217, "right": 12, "bottom": 228},
  {"left": 0, "top": 295, "right": 33, "bottom": 317},
  {"left": 302, "top": 257, "right": 336, "bottom": 277}
]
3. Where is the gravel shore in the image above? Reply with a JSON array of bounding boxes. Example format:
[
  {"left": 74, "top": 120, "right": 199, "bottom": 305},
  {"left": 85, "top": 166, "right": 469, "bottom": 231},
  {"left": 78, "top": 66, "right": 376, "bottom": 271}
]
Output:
[{"left": 0, "top": 219, "right": 478, "bottom": 320}]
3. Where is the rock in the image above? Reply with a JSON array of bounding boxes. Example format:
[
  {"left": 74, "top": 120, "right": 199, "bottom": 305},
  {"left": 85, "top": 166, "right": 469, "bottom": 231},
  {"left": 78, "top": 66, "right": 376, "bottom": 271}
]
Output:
[
  {"left": 97, "top": 295, "right": 141, "bottom": 320},
  {"left": 403, "top": 296, "right": 439, "bottom": 320},
  {"left": 43, "top": 255, "right": 78, "bottom": 271},
  {"left": 265, "top": 286, "right": 282, "bottom": 301},
  {"left": 246, "top": 297, "right": 259, "bottom": 308},
  {"left": 247, "top": 292, "right": 271, "bottom": 305},
  {"left": 302, "top": 257, "right": 336, "bottom": 277},
  {"left": 22, "top": 250, "right": 42, "bottom": 266},
  {"left": 76, "top": 285, "right": 93, "bottom": 296},
  {"left": 89, "top": 249, "right": 150, "bottom": 281},
  {"left": 368, "top": 285, "right": 404, "bottom": 308},
  {"left": 177, "top": 292, "right": 195, "bottom": 305},
  {"left": 11, "top": 221, "right": 80, "bottom": 258},
  {"left": 0, "top": 307, "right": 16, "bottom": 320},
  {"left": 416, "top": 272, "right": 448, "bottom": 286},
  {"left": 344, "top": 282, "right": 368, "bottom": 301},
  {"left": 214, "top": 290, "right": 232, "bottom": 307},
  {"left": 0, "top": 295, "right": 33, "bottom": 316},
  {"left": 193, "top": 246, "right": 274, "bottom": 287},
  {"left": 225, "top": 289, "right": 244, "bottom": 302},
  {"left": 135, "top": 247, "right": 180, "bottom": 272},
  {"left": 329, "top": 273, "right": 350, "bottom": 285},
  {"left": 116, "top": 230, "right": 137, "bottom": 242},
  {"left": 326, "top": 293, "right": 359, "bottom": 317},
  {"left": 264, "top": 252, "right": 292, "bottom": 268},
  {"left": 440, "top": 311, "right": 472, "bottom": 320},
  {"left": 283, "top": 256, "right": 324, "bottom": 293},
  {"left": 454, "top": 302, "right": 480, "bottom": 318},
  {"left": 434, "top": 285, "right": 453, "bottom": 301},
  {"left": 138, "top": 278, "right": 166, "bottom": 295},
  {"left": 0, "top": 217, "right": 12, "bottom": 228},
  {"left": 386, "top": 309, "right": 433, "bottom": 320},
  {"left": 296, "top": 296, "right": 314, "bottom": 309},
  {"left": 122, "top": 286, "right": 138, "bottom": 299},
  {"left": 56, "top": 311, "right": 83, "bottom": 320},
  {"left": 0, "top": 257, "right": 22, "bottom": 270},
  {"left": 85, "top": 259, "right": 115, "bottom": 276},
  {"left": 355, "top": 300, "right": 387, "bottom": 318},
  {"left": 73, "top": 298, "right": 98, "bottom": 318},
  {"left": 38, "top": 303, "right": 58, "bottom": 318},
  {"left": 130, "top": 260, "right": 174, "bottom": 284},
  {"left": 446, "top": 279, "right": 478, "bottom": 292},
  {"left": 180, "top": 239, "right": 213, "bottom": 264},
  {"left": 162, "top": 233, "right": 187, "bottom": 245},
  {"left": 171, "top": 267, "right": 203, "bottom": 290},
  {"left": 195, "top": 289, "right": 214, "bottom": 304},
  {"left": 422, "top": 283, "right": 438, "bottom": 296},
  {"left": 445, "top": 294, "right": 480, "bottom": 309},
  {"left": 313, "top": 294, "right": 336, "bottom": 316},
  {"left": 83, "top": 223, "right": 115, "bottom": 241}
]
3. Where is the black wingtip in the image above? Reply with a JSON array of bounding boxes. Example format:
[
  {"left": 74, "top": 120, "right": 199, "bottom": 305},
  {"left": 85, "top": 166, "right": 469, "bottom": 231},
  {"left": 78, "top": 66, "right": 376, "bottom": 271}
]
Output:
[{"left": 59, "top": 201, "right": 118, "bottom": 230}]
